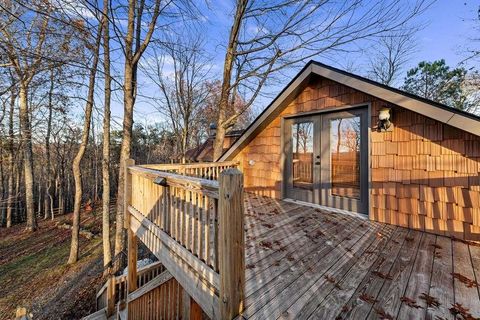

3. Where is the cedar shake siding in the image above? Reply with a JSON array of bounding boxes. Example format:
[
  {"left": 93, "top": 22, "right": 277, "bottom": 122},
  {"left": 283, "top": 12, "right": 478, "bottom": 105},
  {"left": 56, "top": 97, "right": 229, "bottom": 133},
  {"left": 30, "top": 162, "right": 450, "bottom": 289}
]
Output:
[{"left": 232, "top": 75, "right": 480, "bottom": 241}]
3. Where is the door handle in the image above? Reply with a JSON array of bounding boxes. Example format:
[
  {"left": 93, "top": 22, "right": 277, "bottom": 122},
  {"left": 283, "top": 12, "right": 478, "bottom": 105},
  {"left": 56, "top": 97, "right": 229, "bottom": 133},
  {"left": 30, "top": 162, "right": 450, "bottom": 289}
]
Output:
[{"left": 315, "top": 161, "right": 321, "bottom": 165}]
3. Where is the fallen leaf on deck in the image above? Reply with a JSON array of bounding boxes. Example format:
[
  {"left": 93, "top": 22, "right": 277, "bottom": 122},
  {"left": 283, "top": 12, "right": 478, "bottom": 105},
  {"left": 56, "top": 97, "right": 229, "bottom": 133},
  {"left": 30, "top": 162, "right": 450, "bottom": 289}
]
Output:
[
  {"left": 420, "top": 293, "right": 440, "bottom": 308},
  {"left": 451, "top": 272, "right": 479, "bottom": 288},
  {"left": 400, "top": 296, "right": 421, "bottom": 309},
  {"left": 359, "top": 292, "right": 378, "bottom": 304}
]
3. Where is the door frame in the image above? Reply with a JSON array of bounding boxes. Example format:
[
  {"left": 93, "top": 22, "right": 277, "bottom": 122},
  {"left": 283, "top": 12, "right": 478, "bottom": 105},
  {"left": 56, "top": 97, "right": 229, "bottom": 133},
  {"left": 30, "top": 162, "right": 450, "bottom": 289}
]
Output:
[
  {"left": 283, "top": 115, "right": 320, "bottom": 203},
  {"left": 281, "top": 103, "right": 371, "bottom": 215},
  {"left": 320, "top": 108, "right": 369, "bottom": 214}
]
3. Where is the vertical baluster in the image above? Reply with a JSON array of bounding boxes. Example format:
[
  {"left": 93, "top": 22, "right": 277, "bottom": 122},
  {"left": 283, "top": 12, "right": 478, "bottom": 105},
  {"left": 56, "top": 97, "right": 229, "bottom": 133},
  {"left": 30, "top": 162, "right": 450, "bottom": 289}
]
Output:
[
  {"left": 205, "top": 196, "right": 210, "bottom": 266},
  {"left": 169, "top": 186, "right": 174, "bottom": 236},
  {"left": 214, "top": 198, "right": 219, "bottom": 272},
  {"left": 185, "top": 190, "right": 190, "bottom": 251},
  {"left": 192, "top": 191, "right": 197, "bottom": 255},
  {"left": 176, "top": 187, "right": 180, "bottom": 241},
  {"left": 174, "top": 186, "right": 179, "bottom": 240},
  {"left": 180, "top": 188, "right": 185, "bottom": 246},
  {"left": 154, "top": 184, "right": 159, "bottom": 227},
  {"left": 198, "top": 194, "right": 203, "bottom": 260},
  {"left": 141, "top": 177, "right": 147, "bottom": 216},
  {"left": 158, "top": 185, "right": 162, "bottom": 229},
  {"left": 165, "top": 185, "right": 169, "bottom": 232}
]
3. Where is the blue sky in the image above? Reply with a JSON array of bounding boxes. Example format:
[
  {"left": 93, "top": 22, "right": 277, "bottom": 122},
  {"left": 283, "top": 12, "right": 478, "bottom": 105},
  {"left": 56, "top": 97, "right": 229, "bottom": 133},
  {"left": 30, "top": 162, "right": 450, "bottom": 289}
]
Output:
[{"left": 106, "top": 0, "right": 480, "bottom": 127}]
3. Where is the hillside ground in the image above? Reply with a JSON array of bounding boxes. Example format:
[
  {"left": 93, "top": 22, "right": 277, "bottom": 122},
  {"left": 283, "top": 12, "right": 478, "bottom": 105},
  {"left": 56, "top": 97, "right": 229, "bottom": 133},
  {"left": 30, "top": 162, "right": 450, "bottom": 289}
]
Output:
[{"left": 0, "top": 209, "right": 107, "bottom": 320}]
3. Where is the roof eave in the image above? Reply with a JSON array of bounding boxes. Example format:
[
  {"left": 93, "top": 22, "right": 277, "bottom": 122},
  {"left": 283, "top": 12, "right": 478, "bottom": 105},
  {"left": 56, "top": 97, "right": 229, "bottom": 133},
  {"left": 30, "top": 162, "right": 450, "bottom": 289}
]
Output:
[{"left": 219, "top": 61, "right": 480, "bottom": 162}]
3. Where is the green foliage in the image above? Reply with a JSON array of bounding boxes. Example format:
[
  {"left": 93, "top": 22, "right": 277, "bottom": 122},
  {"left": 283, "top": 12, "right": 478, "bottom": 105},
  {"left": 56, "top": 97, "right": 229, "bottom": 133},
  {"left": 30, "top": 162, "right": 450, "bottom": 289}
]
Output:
[{"left": 402, "top": 59, "right": 470, "bottom": 110}]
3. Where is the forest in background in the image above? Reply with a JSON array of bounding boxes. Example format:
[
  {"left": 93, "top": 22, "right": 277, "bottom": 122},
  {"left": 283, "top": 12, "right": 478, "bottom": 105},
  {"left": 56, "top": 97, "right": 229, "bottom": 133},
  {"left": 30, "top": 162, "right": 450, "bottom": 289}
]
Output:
[{"left": 0, "top": 0, "right": 479, "bottom": 278}]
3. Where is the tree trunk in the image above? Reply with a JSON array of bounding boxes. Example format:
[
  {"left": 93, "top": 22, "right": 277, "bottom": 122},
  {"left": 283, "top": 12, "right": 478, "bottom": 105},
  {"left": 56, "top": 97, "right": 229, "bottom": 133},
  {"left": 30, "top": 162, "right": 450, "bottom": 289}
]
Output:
[
  {"left": 14, "top": 161, "right": 21, "bottom": 223},
  {"left": 212, "top": 0, "right": 247, "bottom": 161},
  {"left": 114, "top": 61, "right": 134, "bottom": 258},
  {"left": 114, "top": 0, "right": 161, "bottom": 261},
  {"left": 114, "top": 0, "right": 136, "bottom": 260},
  {"left": 102, "top": 0, "right": 112, "bottom": 268},
  {"left": 19, "top": 85, "right": 37, "bottom": 231},
  {"left": 67, "top": 23, "right": 103, "bottom": 265},
  {"left": 6, "top": 89, "right": 15, "bottom": 227},
  {"left": 0, "top": 150, "right": 4, "bottom": 226},
  {"left": 45, "top": 69, "right": 54, "bottom": 219}
]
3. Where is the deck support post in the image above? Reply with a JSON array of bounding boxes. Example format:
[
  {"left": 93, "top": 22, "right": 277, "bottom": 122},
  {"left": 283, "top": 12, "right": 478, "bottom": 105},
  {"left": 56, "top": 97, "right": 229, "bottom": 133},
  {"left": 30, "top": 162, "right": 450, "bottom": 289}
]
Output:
[
  {"left": 218, "top": 168, "right": 245, "bottom": 319},
  {"left": 106, "top": 275, "right": 116, "bottom": 317},
  {"left": 125, "top": 159, "right": 138, "bottom": 294}
]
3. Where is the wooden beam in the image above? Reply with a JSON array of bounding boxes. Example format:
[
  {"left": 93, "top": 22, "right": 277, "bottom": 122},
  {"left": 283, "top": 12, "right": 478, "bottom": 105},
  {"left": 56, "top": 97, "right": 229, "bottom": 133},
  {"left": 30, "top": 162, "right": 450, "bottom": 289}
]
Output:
[
  {"left": 140, "top": 160, "right": 240, "bottom": 170},
  {"left": 106, "top": 275, "right": 115, "bottom": 317},
  {"left": 218, "top": 168, "right": 245, "bottom": 319},
  {"left": 127, "top": 227, "right": 138, "bottom": 294},
  {"left": 125, "top": 159, "right": 138, "bottom": 294},
  {"left": 127, "top": 270, "right": 172, "bottom": 302},
  {"left": 128, "top": 166, "right": 220, "bottom": 199},
  {"left": 124, "top": 158, "right": 135, "bottom": 229}
]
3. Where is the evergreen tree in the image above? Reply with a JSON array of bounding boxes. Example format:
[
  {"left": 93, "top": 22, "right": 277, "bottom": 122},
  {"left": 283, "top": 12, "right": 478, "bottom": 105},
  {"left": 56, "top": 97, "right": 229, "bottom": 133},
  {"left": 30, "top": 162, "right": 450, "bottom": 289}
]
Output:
[{"left": 402, "top": 59, "right": 470, "bottom": 110}]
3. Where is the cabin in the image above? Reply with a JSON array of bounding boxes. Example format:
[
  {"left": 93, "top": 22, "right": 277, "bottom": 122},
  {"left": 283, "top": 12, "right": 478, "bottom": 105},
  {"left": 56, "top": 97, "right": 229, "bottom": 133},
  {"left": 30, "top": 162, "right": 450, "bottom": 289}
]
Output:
[
  {"left": 86, "top": 61, "right": 480, "bottom": 320},
  {"left": 185, "top": 128, "right": 244, "bottom": 162}
]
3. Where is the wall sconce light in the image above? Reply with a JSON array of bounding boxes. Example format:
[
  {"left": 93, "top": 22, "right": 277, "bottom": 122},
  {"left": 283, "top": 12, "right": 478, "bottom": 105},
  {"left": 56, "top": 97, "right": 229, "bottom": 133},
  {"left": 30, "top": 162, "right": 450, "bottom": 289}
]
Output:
[
  {"left": 378, "top": 107, "right": 393, "bottom": 132},
  {"left": 248, "top": 159, "right": 255, "bottom": 166}
]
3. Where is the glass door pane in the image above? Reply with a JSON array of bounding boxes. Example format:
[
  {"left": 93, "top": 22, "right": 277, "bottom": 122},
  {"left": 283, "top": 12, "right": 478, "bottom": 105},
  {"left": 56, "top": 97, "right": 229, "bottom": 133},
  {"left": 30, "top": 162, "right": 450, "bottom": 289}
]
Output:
[
  {"left": 320, "top": 108, "right": 368, "bottom": 214},
  {"left": 292, "top": 122, "right": 314, "bottom": 189},
  {"left": 330, "top": 117, "right": 361, "bottom": 199}
]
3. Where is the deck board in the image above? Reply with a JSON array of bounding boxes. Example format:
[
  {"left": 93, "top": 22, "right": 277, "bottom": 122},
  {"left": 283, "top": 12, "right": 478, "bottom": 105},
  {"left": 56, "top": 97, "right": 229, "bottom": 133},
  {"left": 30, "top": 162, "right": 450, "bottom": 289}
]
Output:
[
  {"left": 452, "top": 239, "right": 480, "bottom": 318},
  {"left": 365, "top": 230, "right": 424, "bottom": 319},
  {"left": 240, "top": 194, "right": 480, "bottom": 320},
  {"left": 396, "top": 232, "right": 436, "bottom": 319},
  {"left": 243, "top": 215, "right": 362, "bottom": 313},
  {"left": 279, "top": 223, "right": 391, "bottom": 320},
  {"left": 426, "top": 235, "right": 455, "bottom": 320},
  {"left": 247, "top": 219, "right": 377, "bottom": 319}
]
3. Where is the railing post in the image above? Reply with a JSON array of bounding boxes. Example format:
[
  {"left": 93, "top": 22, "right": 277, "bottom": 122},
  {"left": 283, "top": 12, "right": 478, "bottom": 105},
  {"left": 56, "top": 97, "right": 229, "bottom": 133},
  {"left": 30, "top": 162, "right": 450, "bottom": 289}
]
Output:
[
  {"left": 218, "top": 168, "right": 245, "bottom": 319},
  {"left": 106, "top": 275, "right": 116, "bottom": 317},
  {"left": 125, "top": 159, "right": 138, "bottom": 294}
]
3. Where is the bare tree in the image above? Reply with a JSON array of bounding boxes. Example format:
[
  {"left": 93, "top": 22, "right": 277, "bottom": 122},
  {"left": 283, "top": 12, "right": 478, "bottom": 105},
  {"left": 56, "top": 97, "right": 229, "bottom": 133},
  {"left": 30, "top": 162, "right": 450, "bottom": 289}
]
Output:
[
  {"left": 5, "top": 84, "right": 16, "bottom": 228},
  {"left": 114, "top": 0, "right": 170, "bottom": 261},
  {"left": 0, "top": 2, "right": 53, "bottom": 231},
  {"left": 68, "top": 16, "right": 103, "bottom": 265},
  {"left": 367, "top": 31, "right": 417, "bottom": 86},
  {"left": 212, "top": 0, "right": 431, "bottom": 160},
  {"left": 145, "top": 35, "right": 211, "bottom": 163},
  {"left": 102, "top": 0, "right": 112, "bottom": 268}
]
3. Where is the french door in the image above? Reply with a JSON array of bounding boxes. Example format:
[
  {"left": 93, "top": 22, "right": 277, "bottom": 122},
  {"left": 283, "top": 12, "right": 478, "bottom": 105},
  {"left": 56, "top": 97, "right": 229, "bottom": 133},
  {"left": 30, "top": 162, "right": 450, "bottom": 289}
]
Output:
[{"left": 284, "top": 107, "right": 368, "bottom": 214}]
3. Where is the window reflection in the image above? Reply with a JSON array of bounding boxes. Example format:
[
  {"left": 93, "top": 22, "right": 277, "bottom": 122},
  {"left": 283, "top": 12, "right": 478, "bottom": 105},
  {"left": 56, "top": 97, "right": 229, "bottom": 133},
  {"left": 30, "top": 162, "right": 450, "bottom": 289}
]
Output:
[
  {"left": 292, "top": 122, "right": 313, "bottom": 189},
  {"left": 330, "top": 117, "right": 361, "bottom": 199}
]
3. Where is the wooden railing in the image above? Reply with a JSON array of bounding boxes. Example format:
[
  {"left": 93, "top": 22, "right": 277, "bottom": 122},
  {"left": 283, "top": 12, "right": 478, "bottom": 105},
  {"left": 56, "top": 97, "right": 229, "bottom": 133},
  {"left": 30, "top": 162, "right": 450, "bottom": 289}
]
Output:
[
  {"left": 140, "top": 160, "right": 239, "bottom": 180},
  {"left": 96, "top": 261, "right": 165, "bottom": 316},
  {"left": 125, "top": 160, "right": 245, "bottom": 320}
]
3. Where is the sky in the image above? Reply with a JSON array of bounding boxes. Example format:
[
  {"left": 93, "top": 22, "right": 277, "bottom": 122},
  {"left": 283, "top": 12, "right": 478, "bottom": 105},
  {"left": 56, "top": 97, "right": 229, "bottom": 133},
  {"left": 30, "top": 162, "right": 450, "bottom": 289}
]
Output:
[{"left": 106, "top": 0, "right": 480, "bottom": 128}]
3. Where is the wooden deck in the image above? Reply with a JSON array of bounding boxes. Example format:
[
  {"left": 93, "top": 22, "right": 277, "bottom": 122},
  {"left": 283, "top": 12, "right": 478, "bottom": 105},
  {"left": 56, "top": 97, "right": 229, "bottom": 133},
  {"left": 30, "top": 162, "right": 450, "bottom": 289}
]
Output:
[{"left": 241, "top": 194, "right": 480, "bottom": 320}]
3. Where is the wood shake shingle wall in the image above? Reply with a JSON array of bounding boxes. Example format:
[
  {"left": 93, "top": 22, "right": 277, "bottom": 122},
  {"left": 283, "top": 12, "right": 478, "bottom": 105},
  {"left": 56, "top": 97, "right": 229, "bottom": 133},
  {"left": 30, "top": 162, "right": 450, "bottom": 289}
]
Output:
[{"left": 233, "top": 75, "right": 480, "bottom": 241}]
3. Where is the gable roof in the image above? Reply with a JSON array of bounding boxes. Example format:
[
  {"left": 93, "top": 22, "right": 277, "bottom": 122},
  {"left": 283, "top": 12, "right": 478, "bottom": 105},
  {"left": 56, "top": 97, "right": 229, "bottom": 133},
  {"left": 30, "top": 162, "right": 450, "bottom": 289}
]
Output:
[{"left": 219, "top": 60, "right": 480, "bottom": 161}]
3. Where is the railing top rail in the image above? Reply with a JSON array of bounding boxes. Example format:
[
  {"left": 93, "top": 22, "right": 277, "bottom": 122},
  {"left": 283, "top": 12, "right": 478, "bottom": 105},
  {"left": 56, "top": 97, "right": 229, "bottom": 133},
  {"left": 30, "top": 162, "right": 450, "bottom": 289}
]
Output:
[
  {"left": 139, "top": 160, "right": 239, "bottom": 171},
  {"left": 128, "top": 165, "right": 220, "bottom": 198}
]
